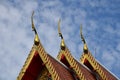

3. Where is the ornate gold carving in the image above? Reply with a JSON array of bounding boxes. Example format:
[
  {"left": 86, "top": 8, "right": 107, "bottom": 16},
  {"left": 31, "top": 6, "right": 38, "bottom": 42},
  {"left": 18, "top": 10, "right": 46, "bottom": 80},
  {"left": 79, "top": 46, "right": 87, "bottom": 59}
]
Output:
[
  {"left": 80, "top": 25, "right": 88, "bottom": 53},
  {"left": 58, "top": 19, "right": 65, "bottom": 50},
  {"left": 31, "top": 11, "right": 40, "bottom": 45},
  {"left": 37, "top": 67, "right": 51, "bottom": 80}
]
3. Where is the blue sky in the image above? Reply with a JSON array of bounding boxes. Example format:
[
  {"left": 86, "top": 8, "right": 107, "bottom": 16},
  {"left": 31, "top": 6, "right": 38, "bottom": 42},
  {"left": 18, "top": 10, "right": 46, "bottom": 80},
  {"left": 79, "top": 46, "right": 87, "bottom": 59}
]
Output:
[{"left": 0, "top": 0, "right": 120, "bottom": 80}]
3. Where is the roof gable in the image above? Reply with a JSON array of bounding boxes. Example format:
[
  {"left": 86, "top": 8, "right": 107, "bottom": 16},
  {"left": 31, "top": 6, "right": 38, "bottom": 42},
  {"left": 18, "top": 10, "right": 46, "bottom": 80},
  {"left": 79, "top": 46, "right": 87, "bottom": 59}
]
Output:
[{"left": 80, "top": 51, "right": 118, "bottom": 80}]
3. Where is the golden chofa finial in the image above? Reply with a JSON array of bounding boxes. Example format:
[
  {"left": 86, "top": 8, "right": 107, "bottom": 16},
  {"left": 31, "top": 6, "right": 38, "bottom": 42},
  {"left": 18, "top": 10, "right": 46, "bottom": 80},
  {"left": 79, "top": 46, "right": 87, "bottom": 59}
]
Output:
[
  {"left": 80, "top": 24, "right": 88, "bottom": 53},
  {"left": 58, "top": 19, "right": 65, "bottom": 50},
  {"left": 31, "top": 11, "right": 40, "bottom": 45}
]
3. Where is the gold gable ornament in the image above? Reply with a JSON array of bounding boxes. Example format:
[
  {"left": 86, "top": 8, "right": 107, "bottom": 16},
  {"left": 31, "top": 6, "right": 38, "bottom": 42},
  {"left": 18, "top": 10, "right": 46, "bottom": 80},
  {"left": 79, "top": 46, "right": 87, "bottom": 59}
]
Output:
[
  {"left": 31, "top": 11, "right": 40, "bottom": 45},
  {"left": 80, "top": 25, "right": 88, "bottom": 53},
  {"left": 58, "top": 19, "right": 66, "bottom": 50}
]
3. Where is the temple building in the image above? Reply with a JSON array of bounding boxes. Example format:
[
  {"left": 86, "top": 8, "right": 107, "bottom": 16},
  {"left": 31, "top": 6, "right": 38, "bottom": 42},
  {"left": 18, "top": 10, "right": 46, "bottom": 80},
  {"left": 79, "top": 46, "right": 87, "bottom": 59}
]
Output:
[{"left": 17, "top": 12, "right": 119, "bottom": 80}]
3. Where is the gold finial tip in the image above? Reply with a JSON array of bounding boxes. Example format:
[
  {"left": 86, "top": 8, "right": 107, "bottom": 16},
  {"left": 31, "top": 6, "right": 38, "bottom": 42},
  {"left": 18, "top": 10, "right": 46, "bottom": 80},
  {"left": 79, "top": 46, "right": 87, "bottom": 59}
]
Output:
[
  {"left": 58, "top": 18, "right": 61, "bottom": 21},
  {"left": 58, "top": 19, "right": 61, "bottom": 34},
  {"left": 58, "top": 19, "right": 65, "bottom": 50},
  {"left": 32, "top": 11, "right": 34, "bottom": 16},
  {"left": 31, "top": 11, "right": 40, "bottom": 45},
  {"left": 80, "top": 25, "right": 88, "bottom": 53},
  {"left": 31, "top": 11, "right": 36, "bottom": 32},
  {"left": 58, "top": 19, "right": 63, "bottom": 39},
  {"left": 80, "top": 24, "right": 86, "bottom": 44},
  {"left": 31, "top": 11, "right": 37, "bottom": 34}
]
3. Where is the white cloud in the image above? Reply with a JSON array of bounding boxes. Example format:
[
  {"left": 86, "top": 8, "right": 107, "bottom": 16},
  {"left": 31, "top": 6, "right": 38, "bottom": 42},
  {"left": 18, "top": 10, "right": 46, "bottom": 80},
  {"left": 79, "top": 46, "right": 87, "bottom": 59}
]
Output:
[
  {"left": 0, "top": 0, "right": 38, "bottom": 80},
  {"left": 0, "top": 0, "right": 120, "bottom": 79},
  {"left": 102, "top": 51, "right": 115, "bottom": 70}
]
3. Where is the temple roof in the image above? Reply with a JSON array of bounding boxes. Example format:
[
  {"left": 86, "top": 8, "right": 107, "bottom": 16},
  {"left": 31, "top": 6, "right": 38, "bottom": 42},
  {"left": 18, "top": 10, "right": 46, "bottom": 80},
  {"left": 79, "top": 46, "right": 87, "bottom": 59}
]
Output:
[
  {"left": 47, "top": 54, "right": 75, "bottom": 80},
  {"left": 17, "top": 12, "right": 119, "bottom": 80}
]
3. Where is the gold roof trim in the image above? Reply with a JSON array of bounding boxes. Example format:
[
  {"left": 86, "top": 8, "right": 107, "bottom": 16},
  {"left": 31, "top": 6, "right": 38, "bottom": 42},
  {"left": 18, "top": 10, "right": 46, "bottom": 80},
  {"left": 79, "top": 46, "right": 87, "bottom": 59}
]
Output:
[
  {"left": 17, "top": 45, "right": 36, "bottom": 80},
  {"left": 36, "top": 44, "right": 61, "bottom": 80},
  {"left": 80, "top": 51, "right": 108, "bottom": 80}
]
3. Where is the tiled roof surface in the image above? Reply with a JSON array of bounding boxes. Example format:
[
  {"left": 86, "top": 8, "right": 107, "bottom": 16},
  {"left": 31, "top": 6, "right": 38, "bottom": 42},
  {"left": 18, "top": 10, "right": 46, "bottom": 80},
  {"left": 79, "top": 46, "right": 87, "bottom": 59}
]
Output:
[
  {"left": 75, "top": 59, "right": 96, "bottom": 80},
  {"left": 47, "top": 54, "right": 75, "bottom": 80}
]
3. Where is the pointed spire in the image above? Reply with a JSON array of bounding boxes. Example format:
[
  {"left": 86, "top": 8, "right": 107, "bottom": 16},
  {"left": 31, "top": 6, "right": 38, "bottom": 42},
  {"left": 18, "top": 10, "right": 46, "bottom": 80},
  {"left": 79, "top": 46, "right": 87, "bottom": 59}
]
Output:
[
  {"left": 80, "top": 24, "right": 88, "bottom": 53},
  {"left": 58, "top": 19, "right": 65, "bottom": 50},
  {"left": 31, "top": 11, "right": 40, "bottom": 45}
]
